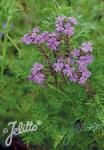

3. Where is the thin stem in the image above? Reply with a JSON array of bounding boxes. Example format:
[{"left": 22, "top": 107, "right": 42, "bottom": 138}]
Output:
[
  {"left": 66, "top": 35, "right": 69, "bottom": 52},
  {"left": 39, "top": 46, "right": 53, "bottom": 72},
  {"left": 7, "top": 35, "right": 21, "bottom": 53},
  {"left": 39, "top": 46, "right": 57, "bottom": 87},
  {"left": 61, "top": 71, "right": 68, "bottom": 85},
  {"left": 65, "top": 35, "right": 73, "bottom": 55},
  {"left": 84, "top": 82, "right": 95, "bottom": 98},
  {"left": 64, "top": 35, "right": 70, "bottom": 57}
]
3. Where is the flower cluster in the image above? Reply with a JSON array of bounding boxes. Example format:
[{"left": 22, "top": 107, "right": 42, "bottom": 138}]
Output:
[
  {"left": 22, "top": 16, "right": 94, "bottom": 86},
  {"left": 54, "top": 42, "right": 94, "bottom": 85},
  {"left": 28, "top": 63, "right": 45, "bottom": 85},
  {"left": 21, "top": 28, "right": 60, "bottom": 51},
  {"left": 55, "top": 16, "right": 77, "bottom": 36},
  {"left": 21, "top": 16, "right": 77, "bottom": 51}
]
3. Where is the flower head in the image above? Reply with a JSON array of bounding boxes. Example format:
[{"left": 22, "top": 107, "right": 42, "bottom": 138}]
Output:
[
  {"left": 71, "top": 49, "right": 80, "bottom": 58},
  {"left": 55, "top": 16, "right": 77, "bottom": 37},
  {"left": 81, "top": 41, "right": 93, "bottom": 53},
  {"left": 56, "top": 16, "right": 67, "bottom": 24},
  {"left": 28, "top": 63, "right": 45, "bottom": 85},
  {"left": 63, "top": 26, "right": 74, "bottom": 37},
  {"left": 62, "top": 64, "right": 73, "bottom": 77},
  {"left": 32, "top": 27, "right": 40, "bottom": 33},
  {"left": 47, "top": 36, "right": 60, "bottom": 51},
  {"left": 78, "top": 69, "right": 91, "bottom": 85},
  {"left": 54, "top": 57, "right": 64, "bottom": 72},
  {"left": 21, "top": 34, "right": 32, "bottom": 45},
  {"left": 69, "top": 17, "right": 78, "bottom": 25},
  {"left": 77, "top": 54, "right": 94, "bottom": 67}
]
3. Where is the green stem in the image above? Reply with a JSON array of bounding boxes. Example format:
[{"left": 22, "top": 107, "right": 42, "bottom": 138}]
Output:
[
  {"left": 1, "top": 16, "right": 11, "bottom": 80},
  {"left": 39, "top": 46, "right": 57, "bottom": 87},
  {"left": 7, "top": 35, "right": 20, "bottom": 53},
  {"left": 53, "top": 0, "right": 59, "bottom": 12},
  {"left": 1, "top": 34, "right": 8, "bottom": 80}
]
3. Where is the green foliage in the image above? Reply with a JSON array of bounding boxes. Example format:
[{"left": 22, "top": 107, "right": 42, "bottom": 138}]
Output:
[{"left": 0, "top": 0, "right": 104, "bottom": 149}]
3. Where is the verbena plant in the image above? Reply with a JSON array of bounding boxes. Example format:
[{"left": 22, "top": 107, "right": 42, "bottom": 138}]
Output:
[{"left": 22, "top": 16, "right": 94, "bottom": 93}]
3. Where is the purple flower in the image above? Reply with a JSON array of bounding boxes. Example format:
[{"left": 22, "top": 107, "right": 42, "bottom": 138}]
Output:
[
  {"left": 78, "top": 76, "right": 87, "bottom": 85},
  {"left": 55, "top": 16, "right": 76, "bottom": 36},
  {"left": 81, "top": 55, "right": 94, "bottom": 64},
  {"left": 49, "top": 32, "right": 57, "bottom": 37},
  {"left": 62, "top": 64, "right": 78, "bottom": 82},
  {"left": 2, "top": 22, "right": 7, "bottom": 29},
  {"left": 63, "top": 26, "right": 74, "bottom": 37},
  {"left": 22, "top": 28, "right": 49, "bottom": 45},
  {"left": 64, "top": 23, "right": 71, "bottom": 29},
  {"left": 81, "top": 41, "right": 93, "bottom": 52},
  {"left": 28, "top": 73, "right": 45, "bottom": 85},
  {"left": 77, "top": 54, "right": 94, "bottom": 67},
  {"left": 62, "top": 64, "right": 73, "bottom": 77},
  {"left": 0, "top": 22, "right": 14, "bottom": 40},
  {"left": 22, "top": 16, "right": 94, "bottom": 87},
  {"left": 71, "top": 49, "right": 80, "bottom": 58},
  {"left": 69, "top": 17, "right": 78, "bottom": 25},
  {"left": 21, "top": 34, "right": 32, "bottom": 45},
  {"left": 32, "top": 27, "right": 40, "bottom": 33},
  {"left": 28, "top": 63, "right": 45, "bottom": 85},
  {"left": 77, "top": 61, "right": 92, "bottom": 85},
  {"left": 32, "top": 33, "right": 47, "bottom": 45},
  {"left": 54, "top": 57, "right": 64, "bottom": 72},
  {"left": 56, "top": 19, "right": 64, "bottom": 33},
  {"left": 31, "top": 63, "right": 43, "bottom": 74},
  {"left": 35, "top": 35, "right": 45, "bottom": 44},
  {"left": 41, "top": 32, "right": 49, "bottom": 41},
  {"left": 55, "top": 16, "right": 77, "bottom": 37},
  {"left": 2, "top": 22, "right": 14, "bottom": 30},
  {"left": 78, "top": 69, "right": 91, "bottom": 85},
  {"left": 82, "top": 69, "right": 91, "bottom": 78},
  {"left": 66, "top": 57, "right": 74, "bottom": 64},
  {"left": 56, "top": 16, "right": 67, "bottom": 24},
  {"left": 78, "top": 63, "right": 86, "bottom": 72},
  {"left": 56, "top": 26, "right": 64, "bottom": 33},
  {"left": 70, "top": 72, "right": 78, "bottom": 82},
  {"left": 54, "top": 62, "right": 63, "bottom": 72},
  {"left": 47, "top": 37, "right": 60, "bottom": 51}
]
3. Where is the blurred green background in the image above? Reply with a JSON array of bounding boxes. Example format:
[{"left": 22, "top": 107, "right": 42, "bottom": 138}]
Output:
[{"left": 0, "top": 0, "right": 104, "bottom": 149}]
